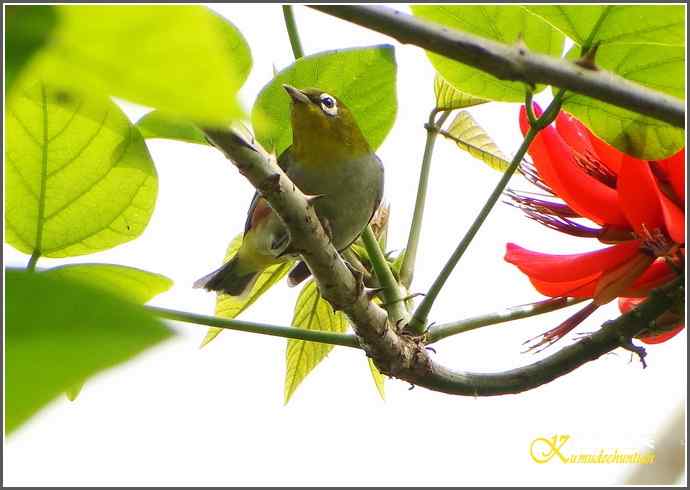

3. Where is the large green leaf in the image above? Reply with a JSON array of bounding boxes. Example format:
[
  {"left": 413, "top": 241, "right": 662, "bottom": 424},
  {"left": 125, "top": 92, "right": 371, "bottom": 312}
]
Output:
[
  {"left": 135, "top": 111, "right": 208, "bottom": 145},
  {"left": 525, "top": 5, "right": 685, "bottom": 160},
  {"left": 251, "top": 45, "right": 397, "bottom": 155},
  {"left": 411, "top": 6, "right": 564, "bottom": 101},
  {"left": 561, "top": 44, "right": 685, "bottom": 160},
  {"left": 42, "top": 263, "right": 172, "bottom": 401},
  {"left": 284, "top": 280, "right": 348, "bottom": 404},
  {"left": 42, "top": 263, "right": 173, "bottom": 304},
  {"left": 15, "top": 6, "right": 252, "bottom": 125},
  {"left": 202, "top": 233, "right": 293, "bottom": 347},
  {"left": 5, "top": 6, "right": 57, "bottom": 92},
  {"left": 5, "top": 268, "right": 174, "bottom": 434},
  {"left": 443, "top": 111, "right": 510, "bottom": 172},
  {"left": 5, "top": 83, "right": 158, "bottom": 258},
  {"left": 524, "top": 6, "right": 685, "bottom": 49},
  {"left": 434, "top": 74, "right": 488, "bottom": 111}
]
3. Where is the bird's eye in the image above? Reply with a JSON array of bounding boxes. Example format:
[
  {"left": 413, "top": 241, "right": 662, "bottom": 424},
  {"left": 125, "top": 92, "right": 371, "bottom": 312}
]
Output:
[{"left": 319, "top": 93, "right": 338, "bottom": 116}]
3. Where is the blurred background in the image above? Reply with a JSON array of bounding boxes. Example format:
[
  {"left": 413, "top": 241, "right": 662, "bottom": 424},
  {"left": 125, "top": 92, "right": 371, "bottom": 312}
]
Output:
[{"left": 4, "top": 4, "right": 686, "bottom": 486}]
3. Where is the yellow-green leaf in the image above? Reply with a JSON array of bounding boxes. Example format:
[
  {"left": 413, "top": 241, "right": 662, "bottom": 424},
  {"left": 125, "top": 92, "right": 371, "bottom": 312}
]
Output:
[
  {"left": 41, "top": 263, "right": 173, "bottom": 401},
  {"left": 42, "top": 263, "right": 173, "bottom": 304},
  {"left": 412, "top": 6, "right": 564, "bottom": 101},
  {"left": 6, "top": 268, "right": 173, "bottom": 433},
  {"left": 202, "top": 233, "right": 293, "bottom": 347},
  {"left": 284, "top": 280, "right": 347, "bottom": 404},
  {"left": 15, "top": 6, "right": 252, "bottom": 125},
  {"left": 443, "top": 111, "right": 510, "bottom": 172},
  {"left": 434, "top": 74, "right": 488, "bottom": 111},
  {"left": 368, "top": 358, "right": 385, "bottom": 400},
  {"left": 65, "top": 381, "right": 84, "bottom": 402},
  {"left": 5, "top": 82, "right": 157, "bottom": 258},
  {"left": 135, "top": 111, "right": 208, "bottom": 145}
]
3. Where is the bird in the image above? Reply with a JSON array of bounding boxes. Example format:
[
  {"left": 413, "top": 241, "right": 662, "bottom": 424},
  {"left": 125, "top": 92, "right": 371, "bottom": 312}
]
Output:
[{"left": 194, "top": 84, "right": 385, "bottom": 296}]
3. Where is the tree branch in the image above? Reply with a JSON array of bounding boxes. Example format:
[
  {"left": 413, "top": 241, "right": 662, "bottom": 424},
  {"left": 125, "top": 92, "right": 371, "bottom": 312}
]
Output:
[
  {"left": 308, "top": 5, "right": 685, "bottom": 128},
  {"left": 201, "top": 126, "right": 683, "bottom": 396},
  {"left": 147, "top": 305, "right": 360, "bottom": 348}
]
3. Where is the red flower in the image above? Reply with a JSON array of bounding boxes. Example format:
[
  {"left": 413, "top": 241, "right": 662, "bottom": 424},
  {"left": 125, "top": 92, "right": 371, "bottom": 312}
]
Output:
[{"left": 504, "top": 104, "right": 685, "bottom": 351}]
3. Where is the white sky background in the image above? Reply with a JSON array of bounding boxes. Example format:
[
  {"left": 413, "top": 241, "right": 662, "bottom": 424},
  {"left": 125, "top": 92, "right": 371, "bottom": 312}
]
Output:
[{"left": 4, "top": 4, "right": 686, "bottom": 486}]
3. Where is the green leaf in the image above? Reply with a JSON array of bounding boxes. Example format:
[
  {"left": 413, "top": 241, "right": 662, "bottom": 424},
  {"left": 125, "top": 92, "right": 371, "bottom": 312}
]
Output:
[
  {"left": 443, "top": 111, "right": 510, "bottom": 172},
  {"left": 42, "top": 263, "right": 172, "bottom": 401},
  {"left": 5, "top": 83, "right": 158, "bottom": 258},
  {"left": 135, "top": 111, "right": 208, "bottom": 145},
  {"left": 252, "top": 45, "right": 397, "bottom": 155},
  {"left": 65, "top": 382, "right": 84, "bottom": 402},
  {"left": 525, "top": 5, "right": 685, "bottom": 160},
  {"left": 42, "top": 264, "right": 173, "bottom": 304},
  {"left": 561, "top": 44, "right": 685, "bottom": 160},
  {"left": 434, "top": 74, "right": 488, "bottom": 111},
  {"left": 5, "top": 6, "right": 57, "bottom": 92},
  {"left": 525, "top": 5, "right": 685, "bottom": 49},
  {"left": 284, "top": 280, "right": 348, "bottom": 404},
  {"left": 368, "top": 358, "right": 385, "bottom": 400},
  {"left": 411, "top": 6, "right": 564, "bottom": 101},
  {"left": 6, "top": 268, "right": 174, "bottom": 434},
  {"left": 202, "top": 234, "right": 293, "bottom": 347},
  {"left": 16, "top": 6, "right": 252, "bottom": 125}
]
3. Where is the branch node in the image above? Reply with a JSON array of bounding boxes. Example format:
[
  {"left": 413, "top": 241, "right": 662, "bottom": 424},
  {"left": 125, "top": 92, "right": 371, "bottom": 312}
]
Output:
[
  {"left": 574, "top": 41, "right": 601, "bottom": 71},
  {"left": 619, "top": 336, "right": 648, "bottom": 369},
  {"left": 514, "top": 32, "right": 528, "bottom": 56}
]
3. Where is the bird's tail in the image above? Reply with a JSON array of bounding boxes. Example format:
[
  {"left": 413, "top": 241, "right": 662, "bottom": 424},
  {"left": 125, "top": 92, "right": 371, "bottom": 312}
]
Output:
[{"left": 193, "top": 256, "right": 260, "bottom": 297}]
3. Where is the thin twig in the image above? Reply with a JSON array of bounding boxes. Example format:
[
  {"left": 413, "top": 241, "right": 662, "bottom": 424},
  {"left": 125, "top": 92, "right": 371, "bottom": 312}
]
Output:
[
  {"left": 399, "top": 109, "right": 450, "bottom": 289},
  {"left": 406, "top": 89, "right": 566, "bottom": 334}
]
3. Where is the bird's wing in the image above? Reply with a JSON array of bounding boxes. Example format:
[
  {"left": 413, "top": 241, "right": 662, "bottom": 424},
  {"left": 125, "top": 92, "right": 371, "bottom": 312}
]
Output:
[{"left": 243, "top": 147, "right": 295, "bottom": 234}]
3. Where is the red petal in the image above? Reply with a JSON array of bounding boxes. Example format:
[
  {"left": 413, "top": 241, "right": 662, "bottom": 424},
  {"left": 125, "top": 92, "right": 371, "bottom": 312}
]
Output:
[
  {"left": 618, "top": 297, "right": 643, "bottom": 314},
  {"left": 623, "top": 259, "right": 676, "bottom": 297},
  {"left": 657, "top": 190, "right": 685, "bottom": 244},
  {"left": 617, "top": 156, "right": 665, "bottom": 236},
  {"left": 556, "top": 112, "right": 596, "bottom": 157},
  {"left": 640, "top": 324, "right": 684, "bottom": 344},
  {"left": 529, "top": 274, "right": 599, "bottom": 298},
  {"left": 520, "top": 106, "right": 627, "bottom": 226},
  {"left": 658, "top": 149, "right": 685, "bottom": 204},
  {"left": 505, "top": 241, "right": 642, "bottom": 282}
]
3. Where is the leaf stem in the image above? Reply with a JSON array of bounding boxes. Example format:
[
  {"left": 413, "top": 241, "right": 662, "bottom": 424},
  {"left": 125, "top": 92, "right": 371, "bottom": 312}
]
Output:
[
  {"left": 399, "top": 108, "right": 450, "bottom": 289},
  {"left": 406, "top": 90, "right": 566, "bottom": 334},
  {"left": 282, "top": 5, "right": 305, "bottom": 59},
  {"left": 147, "top": 305, "right": 360, "bottom": 349},
  {"left": 427, "top": 297, "right": 585, "bottom": 343},
  {"left": 26, "top": 252, "right": 40, "bottom": 272},
  {"left": 360, "top": 225, "right": 409, "bottom": 327}
]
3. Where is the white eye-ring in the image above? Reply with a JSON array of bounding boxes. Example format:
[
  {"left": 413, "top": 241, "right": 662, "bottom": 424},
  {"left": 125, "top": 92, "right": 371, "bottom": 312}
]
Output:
[{"left": 319, "top": 93, "right": 338, "bottom": 116}]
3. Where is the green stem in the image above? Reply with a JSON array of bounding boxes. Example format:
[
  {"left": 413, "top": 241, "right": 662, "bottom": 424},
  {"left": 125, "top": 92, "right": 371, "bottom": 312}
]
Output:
[
  {"left": 399, "top": 109, "right": 450, "bottom": 289},
  {"left": 406, "top": 90, "right": 566, "bottom": 334},
  {"left": 282, "top": 5, "right": 305, "bottom": 59},
  {"left": 147, "top": 305, "right": 360, "bottom": 349},
  {"left": 360, "top": 225, "right": 409, "bottom": 326},
  {"left": 26, "top": 252, "right": 40, "bottom": 272},
  {"left": 427, "top": 297, "right": 585, "bottom": 344}
]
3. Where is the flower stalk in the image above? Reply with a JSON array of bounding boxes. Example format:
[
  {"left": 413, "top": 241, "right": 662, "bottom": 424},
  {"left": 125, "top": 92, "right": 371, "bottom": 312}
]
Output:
[{"left": 406, "top": 90, "right": 566, "bottom": 334}]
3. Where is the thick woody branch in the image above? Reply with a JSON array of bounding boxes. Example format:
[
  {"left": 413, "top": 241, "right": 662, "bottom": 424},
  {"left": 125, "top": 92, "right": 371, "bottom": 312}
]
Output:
[
  {"left": 309, "top": 5, "right": 685, "bottom": 128},
  {"left": 203, "top": 127, "right": 683, "bottom": 396}
]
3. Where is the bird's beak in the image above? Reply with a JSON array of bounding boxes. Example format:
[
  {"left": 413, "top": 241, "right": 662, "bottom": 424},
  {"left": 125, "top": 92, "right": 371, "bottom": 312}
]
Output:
[{"left": 283, "top": 84, "right": 310, "bottom": 104}]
